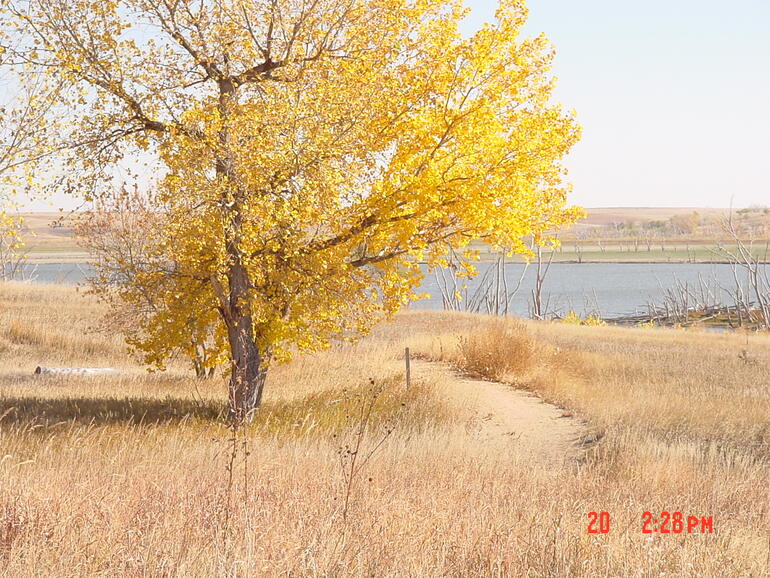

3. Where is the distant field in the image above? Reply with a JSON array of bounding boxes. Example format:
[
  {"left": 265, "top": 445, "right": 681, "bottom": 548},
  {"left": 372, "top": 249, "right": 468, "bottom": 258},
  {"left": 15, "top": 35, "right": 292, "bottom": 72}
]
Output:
[
  {"left": 470, "top": 241, "right": 770, "bottom": 263},
  {"left": 11, "top": 209, "right": 770, "bottom": 264},
  {"left": 16, "top": 212, "right": 77, "bottom": 245},
  {"left": 575, "top": 206, "right": 732, "bottom": 228},
  {"left": 10, "top": 212, "right": 86, "bottom": 263}
]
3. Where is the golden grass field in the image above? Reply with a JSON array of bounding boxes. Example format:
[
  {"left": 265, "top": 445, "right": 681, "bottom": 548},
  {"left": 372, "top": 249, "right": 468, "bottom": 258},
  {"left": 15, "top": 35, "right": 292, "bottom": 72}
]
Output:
[{"left": 0, "top": 282, "right": 768, "bottom": 576}]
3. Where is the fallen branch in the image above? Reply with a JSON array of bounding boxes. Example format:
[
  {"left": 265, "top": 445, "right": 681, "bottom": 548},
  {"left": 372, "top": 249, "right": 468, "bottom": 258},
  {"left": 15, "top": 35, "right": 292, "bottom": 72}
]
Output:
[{"left": 34, "top": 366, "right": 120, "bottom": 376}]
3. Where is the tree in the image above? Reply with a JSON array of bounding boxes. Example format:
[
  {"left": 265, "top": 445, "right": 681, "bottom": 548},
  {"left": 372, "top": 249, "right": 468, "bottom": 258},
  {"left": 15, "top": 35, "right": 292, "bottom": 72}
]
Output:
[
  {"left": 668, "top": 211, "right": 701, "bottom": 236},
  {"left": 1, "top": 0, "right": 581, "bottom": 420}
]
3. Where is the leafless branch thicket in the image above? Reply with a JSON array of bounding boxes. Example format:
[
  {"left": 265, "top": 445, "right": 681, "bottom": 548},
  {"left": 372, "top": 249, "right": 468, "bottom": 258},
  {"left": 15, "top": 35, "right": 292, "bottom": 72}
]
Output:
[
  {"left": 434, "top": 239, "right": 561, "bottom": 320},
  {"left": 434, "top": 247, "right": 529, "bottom": 316},
  {"left": 621, "top": 216, "right": 770, "bottom": 329},
  {"left": 714, "top": 216, "right": 770, "bottom": 330},
  {"left": 529, "top": 243, "right": 555, "bottom": 320},
  {"left": 634, "top": 274, "right": 727, "bottom": 326}
]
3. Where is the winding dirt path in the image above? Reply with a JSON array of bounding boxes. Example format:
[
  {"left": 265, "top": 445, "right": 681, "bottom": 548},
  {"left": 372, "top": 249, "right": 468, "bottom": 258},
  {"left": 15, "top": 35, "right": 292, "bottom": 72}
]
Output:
[{"left": 412, "top": 360, "right": 591, "bottom": 465}]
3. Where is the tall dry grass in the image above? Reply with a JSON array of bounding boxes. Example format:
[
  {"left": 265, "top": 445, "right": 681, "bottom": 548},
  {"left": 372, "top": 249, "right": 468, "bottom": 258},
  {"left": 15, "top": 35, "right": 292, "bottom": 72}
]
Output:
[
  {"left": 454, "top": 320, "right": 535, "bottom": 382},
  {"left": 0, "top": 282, "right": 768, "bottom": 576}
]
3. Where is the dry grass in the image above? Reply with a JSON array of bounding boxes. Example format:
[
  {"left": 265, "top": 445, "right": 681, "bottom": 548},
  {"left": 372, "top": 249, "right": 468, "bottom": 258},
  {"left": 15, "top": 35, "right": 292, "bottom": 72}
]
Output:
[
  {"left": 0, "top": 282, "right": 768, "bottom": 576},
  {"left": 454, "top": 320, "right": 535, "bottom": 382}
]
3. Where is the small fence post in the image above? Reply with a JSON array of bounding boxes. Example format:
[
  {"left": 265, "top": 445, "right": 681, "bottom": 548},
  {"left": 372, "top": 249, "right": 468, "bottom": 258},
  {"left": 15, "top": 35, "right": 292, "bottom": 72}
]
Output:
[{"left": 404, "top": 347, "right": 411, "bottom": 387}]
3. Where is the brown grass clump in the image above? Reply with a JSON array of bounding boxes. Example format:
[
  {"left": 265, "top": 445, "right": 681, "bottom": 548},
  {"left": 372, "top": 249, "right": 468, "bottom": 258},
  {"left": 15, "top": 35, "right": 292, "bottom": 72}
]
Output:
[{"left": 455, "top": 320, "right": 534, "bottom": 381}]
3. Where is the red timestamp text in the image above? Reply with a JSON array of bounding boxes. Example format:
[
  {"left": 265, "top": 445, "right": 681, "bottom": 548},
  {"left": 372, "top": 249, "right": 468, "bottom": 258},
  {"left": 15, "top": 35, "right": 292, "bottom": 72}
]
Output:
[
  {"left": 642, "top": 511, "right": 714, "bottom": 534},
  {"left": 586, "top": 512, "right": 715, "bottom": 534},
  {"left": 587, "top": 511, "right": 610, "bottom": 533}
]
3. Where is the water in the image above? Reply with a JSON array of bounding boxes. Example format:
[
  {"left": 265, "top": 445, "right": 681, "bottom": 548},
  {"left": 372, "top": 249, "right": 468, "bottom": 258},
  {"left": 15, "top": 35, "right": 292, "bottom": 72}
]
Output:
[
  {"left": 4, "top": 263, "right": 95, "bottom": 285},
  {"left": 413, "top": 262, "right": 767, "bottom": 319},
  {"left": 11, "top": 261, "right": 767, "bottom": 320}
]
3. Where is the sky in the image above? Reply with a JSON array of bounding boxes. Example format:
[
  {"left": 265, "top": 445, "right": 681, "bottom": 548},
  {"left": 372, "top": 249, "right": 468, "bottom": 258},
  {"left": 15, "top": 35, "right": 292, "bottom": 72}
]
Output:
[
  {"left": 463, "top": 0, "right": 770, "bottom": 208},
  {"left": 18, "top": 0, "right": 770, "bottom": 210}
]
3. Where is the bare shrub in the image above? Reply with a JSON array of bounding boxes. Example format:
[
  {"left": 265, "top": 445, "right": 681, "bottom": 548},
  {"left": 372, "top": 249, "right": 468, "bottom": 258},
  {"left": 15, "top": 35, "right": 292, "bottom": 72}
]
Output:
[{"left": 0, "top": 214, "right": 36, "bottom": 282}]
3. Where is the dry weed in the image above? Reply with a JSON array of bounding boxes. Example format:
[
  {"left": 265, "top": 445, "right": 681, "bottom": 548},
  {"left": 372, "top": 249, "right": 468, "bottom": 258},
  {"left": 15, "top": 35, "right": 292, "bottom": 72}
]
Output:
[{"left": 455, "top": 320, "right": 535, "bottom": 381}]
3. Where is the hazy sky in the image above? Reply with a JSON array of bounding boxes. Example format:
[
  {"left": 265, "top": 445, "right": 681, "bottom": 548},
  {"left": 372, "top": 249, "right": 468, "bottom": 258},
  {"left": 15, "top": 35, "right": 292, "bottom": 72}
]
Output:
[
  {"left": 21, "top": 0, "right": 770, "bottom": 210},
  {"left": 464, "top": 0, "right": 770, "bottom": 208}
]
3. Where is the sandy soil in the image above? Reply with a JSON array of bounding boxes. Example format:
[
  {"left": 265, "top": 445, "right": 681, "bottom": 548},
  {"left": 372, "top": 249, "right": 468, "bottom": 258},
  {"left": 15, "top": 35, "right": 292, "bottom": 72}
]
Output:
[{"left": 412, "top": 360, "right": 591, "bottom": 465}]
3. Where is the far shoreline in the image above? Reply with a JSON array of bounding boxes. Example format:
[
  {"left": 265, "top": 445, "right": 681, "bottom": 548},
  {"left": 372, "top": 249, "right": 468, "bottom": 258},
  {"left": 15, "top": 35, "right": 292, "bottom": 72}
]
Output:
[{"left": 20, "top": 256, "right": 770, "bottom": 266}]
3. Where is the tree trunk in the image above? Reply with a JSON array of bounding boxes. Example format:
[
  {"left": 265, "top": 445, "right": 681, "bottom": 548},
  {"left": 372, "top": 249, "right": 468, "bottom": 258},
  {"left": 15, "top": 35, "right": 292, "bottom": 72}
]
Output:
[
  {"left": 213, "top": 75, "right": 268, "bottom": 422},
  {"left": 227, "top": 318, "right": 267, "bottom": 422},
  {"left": 224, "top": 261, "right": 267, "bottom": 422}
]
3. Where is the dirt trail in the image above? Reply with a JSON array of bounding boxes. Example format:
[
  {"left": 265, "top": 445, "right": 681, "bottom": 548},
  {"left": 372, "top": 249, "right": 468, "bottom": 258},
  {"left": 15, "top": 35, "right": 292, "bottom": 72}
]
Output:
[{"left": 412, "top": 360, "right": 590, "bottom": 464}]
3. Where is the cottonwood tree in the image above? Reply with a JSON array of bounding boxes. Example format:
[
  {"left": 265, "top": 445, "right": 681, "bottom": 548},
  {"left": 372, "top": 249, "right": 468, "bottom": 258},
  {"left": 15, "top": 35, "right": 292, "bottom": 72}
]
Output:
[{"left": 1, "top": 0, "right": 582, "bottom": 420}]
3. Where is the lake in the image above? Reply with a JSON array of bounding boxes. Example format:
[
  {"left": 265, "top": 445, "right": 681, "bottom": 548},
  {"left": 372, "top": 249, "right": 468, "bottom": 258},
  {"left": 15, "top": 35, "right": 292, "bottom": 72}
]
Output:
[
  {"left": 10, "top": 261, "right": 768, "bottom": 320},
  {"left": 413, "top": 262, "right": 768, "bottom": 319}
]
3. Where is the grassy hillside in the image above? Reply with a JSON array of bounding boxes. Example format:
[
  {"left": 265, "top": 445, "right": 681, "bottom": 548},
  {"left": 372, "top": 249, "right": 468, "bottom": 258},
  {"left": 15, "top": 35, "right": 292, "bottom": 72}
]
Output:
[
  {"left": 13, "top": 208, "right": 769, "bottom": 264},
  {"left": 0, "top": 282, "right": 768, "bottom": 575},
  {"left": 576, "top": 207, "right": 732, "bottom": 227},
  {"left": 11, "top": 212, "right": 88, "bottom": 263}
]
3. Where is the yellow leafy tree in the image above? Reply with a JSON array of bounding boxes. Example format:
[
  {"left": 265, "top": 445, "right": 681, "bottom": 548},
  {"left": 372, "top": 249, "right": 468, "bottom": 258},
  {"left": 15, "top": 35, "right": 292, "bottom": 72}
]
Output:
[{"left": 1, "top": 0, "right": 582, "bottom": 420}]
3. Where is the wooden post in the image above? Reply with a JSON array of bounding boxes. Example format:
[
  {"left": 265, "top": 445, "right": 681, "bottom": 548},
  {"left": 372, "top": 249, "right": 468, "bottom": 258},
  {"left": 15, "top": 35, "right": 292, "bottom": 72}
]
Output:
[{"left": 404, "top": 347, "right": 411, "bottom": 387}]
